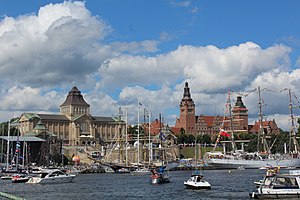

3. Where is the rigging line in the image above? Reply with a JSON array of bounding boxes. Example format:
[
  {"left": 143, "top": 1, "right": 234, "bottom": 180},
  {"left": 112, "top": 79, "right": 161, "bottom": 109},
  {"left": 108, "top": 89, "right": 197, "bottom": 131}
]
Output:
[
  {"left": 260, "top": 87, "right": 273, "bottom": 92},
  {"left": 233, "top": 88, "right": 257, "bottom": 97},
  {"left": 293, "top": 92, "right": 300, "bottom": 106},
  {"left": 278, "top": 88, "right": 289, "bottom": 93}
]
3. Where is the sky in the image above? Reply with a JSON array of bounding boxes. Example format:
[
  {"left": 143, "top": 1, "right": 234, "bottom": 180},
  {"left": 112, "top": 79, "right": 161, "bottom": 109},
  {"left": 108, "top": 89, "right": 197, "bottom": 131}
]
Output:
[{"left": 1, "top": 0, "right": 300, "bottom": 131}]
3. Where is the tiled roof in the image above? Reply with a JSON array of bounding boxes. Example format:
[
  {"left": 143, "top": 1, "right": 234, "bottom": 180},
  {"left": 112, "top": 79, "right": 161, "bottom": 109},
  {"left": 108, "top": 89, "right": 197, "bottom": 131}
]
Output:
[
  {"left": 202, "top": 116, "right": 215, "bottom": 126},
  {"left": 38, "top": 114, "right": 69, "bottom": 121},
  {"left": 93, "top": 116, "right": 116, "bottom": 122},
  {"left": 22, "top": 113, "right": 40, "bottom": 120},
  {"left": 60, "top": 86, "right": 90, "bottom": 107},
  {"left": 171, "top": 127, "right": 181, "bottom": 135},
  {"left": 199, "top": 115, "right": 224, "bottom": 127},
  {"left": 249, "top": 120, "right": 277, "bottom": 133}
]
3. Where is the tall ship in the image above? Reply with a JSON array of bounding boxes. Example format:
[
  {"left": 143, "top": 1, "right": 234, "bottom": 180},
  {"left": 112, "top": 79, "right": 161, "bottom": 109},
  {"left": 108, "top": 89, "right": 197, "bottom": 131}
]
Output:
[{"left": 205, "top": 87, "right": 300, "bottom": 169}]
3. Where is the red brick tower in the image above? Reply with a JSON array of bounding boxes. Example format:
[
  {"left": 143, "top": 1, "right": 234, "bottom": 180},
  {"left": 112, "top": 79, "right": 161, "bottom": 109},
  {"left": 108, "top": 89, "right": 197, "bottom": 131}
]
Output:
[
  {"left": 178, "top": 81, "right": 196, "bottom": 134},
  {"left": 232, "top": 96, "right": 248, "bottom": 131}
]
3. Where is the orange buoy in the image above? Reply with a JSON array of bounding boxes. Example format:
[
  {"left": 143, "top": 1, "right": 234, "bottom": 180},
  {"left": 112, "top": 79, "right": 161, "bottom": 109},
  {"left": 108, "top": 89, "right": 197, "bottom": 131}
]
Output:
[{"left": 72, "top": 155, "right": 80, "bottom": 164}]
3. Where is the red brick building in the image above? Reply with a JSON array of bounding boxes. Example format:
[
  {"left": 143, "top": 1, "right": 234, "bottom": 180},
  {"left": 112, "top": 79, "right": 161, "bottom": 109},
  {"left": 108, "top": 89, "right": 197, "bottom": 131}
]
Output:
[{"left": 174, "top": 81, "right": 279, "bottom": 136}]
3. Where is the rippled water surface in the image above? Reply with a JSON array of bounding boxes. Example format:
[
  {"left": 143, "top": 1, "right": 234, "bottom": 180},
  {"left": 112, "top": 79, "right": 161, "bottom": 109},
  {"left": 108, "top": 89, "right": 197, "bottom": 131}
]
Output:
[{"left": 0, "top": 169, "right": 268, "bottom": 200}]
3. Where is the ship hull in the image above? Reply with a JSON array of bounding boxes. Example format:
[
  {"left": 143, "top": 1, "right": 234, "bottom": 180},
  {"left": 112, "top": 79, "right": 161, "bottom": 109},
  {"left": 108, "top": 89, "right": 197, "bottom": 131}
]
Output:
[{"left": 205, "top": 158, "right": 300, "bottom": 169}]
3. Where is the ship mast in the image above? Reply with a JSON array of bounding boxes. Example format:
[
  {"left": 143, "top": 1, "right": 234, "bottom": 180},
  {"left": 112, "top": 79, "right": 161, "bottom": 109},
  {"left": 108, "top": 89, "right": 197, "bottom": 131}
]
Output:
[
  {"left": 159, "top": 113, "right": 164, "bottom": 166},
  {"left": 125, "top": 106, "right": 128, "bottom": 166},
  {"left": 118, "top": 107, "right": 123, "bottom": 164},
  {"left": 227, "top": 90, "right": 237, "bottom": 153},
  {"left": 256, "top": 86, "right": 270, "bottom": 153},
  {"left": 148, "top": 108, "right": 152, "bottom": 164},
  {"left": 137, "top": 102, "right": 140, "bottom": 167},
  {"left": 288, "top": 89, "right": 300, "bottom": 154},
  {"left": 6, "top": 120, "right": 10, "bottom": 170}
]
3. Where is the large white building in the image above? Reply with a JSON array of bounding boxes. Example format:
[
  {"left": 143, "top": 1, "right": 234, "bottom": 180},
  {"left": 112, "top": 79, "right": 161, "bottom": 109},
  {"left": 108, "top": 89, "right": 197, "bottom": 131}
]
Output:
[{"left": 18, "top": 86, "right": 125, "bottom": 146}]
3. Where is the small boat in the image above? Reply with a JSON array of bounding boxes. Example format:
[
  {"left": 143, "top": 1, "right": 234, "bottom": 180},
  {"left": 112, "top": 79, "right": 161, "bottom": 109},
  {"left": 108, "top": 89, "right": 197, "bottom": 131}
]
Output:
[
  {"left": 1, "top": 174, "right": 13, "bottom": 180},
  {"left": 130, "top": 167, "right": 151, "bottom": 176},
  {"left": 11, "top": 174, "right": 31, "bottom": 183},
  {"left": 26, "top": 169, "right": 76, "bottom": 184},
  {"left": 184, "top": 132, "right": 211, "bottom": 189},
  {"left": 286, "top": 166, "right": 296, "bottom": 169},
  {"left": 150, "top": 167, "right": 170, "bottom": 184},
  {"left": 184, "top": 173, "right": 211, "bottom": 189},
  {"left": 116, "top": 168, "right": 130, "bottom": 174},
  {"left": 250, "top": 170, "right": 300, "bottom": 199},
  {"left": 237, "top": 166, "right": 245, "bottom": 170},
  {"left": 150, "top": 115, "right": 171, "bottom": 184},
  {"left": 0, "top": 170, "right": 18, "bottom": 180},
  {"left": 101, "top": 165, "right": 115, "bottom": 173}
]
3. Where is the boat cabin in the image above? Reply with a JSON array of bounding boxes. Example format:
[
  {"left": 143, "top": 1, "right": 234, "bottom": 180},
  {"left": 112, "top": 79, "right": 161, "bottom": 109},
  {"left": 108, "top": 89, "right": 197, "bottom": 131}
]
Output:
[{"left": 263, "top": 175, "right": 299, "bottom": 189}]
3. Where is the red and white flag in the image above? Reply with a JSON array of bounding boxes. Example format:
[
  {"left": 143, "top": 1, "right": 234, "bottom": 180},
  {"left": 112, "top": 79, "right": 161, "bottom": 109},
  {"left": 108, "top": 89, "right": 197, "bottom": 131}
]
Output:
[{"left": 220, "top": 129, "right": 230, "bottom": 137}]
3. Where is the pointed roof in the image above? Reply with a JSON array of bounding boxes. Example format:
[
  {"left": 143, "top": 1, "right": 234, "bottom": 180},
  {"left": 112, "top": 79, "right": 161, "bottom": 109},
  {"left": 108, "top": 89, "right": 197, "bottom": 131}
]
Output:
[
  {"left": 232, "top": 96, "right": 248, "bottom": 112},
  {"left": 235, "top": 96, "right": 246, "bottom": 108},
  {"left": 180, "top": 81, "right": 195, "bottom": 107},
  {"left": 60, "top": 86, "right": 90, "bottom": 107},
  {"left": 33, "top": 120, "right": 47, "bottom": 131},
  {"left": 183, "top": 81, "right": 192, "bottom": 100}
]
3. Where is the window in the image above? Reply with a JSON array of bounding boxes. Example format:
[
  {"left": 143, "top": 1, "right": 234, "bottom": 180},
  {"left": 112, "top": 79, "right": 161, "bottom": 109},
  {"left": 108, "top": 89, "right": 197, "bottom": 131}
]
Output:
[{"left": 80, "top": 121, "right": 89, "bottom": 133}]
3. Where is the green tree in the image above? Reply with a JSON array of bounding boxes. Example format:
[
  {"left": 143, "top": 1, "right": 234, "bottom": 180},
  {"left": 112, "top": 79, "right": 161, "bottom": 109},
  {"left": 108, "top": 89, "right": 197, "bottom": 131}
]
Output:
[
  {"left": 127, "top": 125, "right": 145, "bottom": 142},
  {"left": 202, "top": 134, "right": 211, "bottom": 144},
  {"left": 196, "top": 134, "right": 202, "bottom": 143},
  {"left": 186, "top": 134, "right": 195, "bottom": 144},
  {"left": 270, "top": 130, "right": 289, "bottom": 154},
  {"left": 177, "top": 128, "right": 187, "bottom": 144}
]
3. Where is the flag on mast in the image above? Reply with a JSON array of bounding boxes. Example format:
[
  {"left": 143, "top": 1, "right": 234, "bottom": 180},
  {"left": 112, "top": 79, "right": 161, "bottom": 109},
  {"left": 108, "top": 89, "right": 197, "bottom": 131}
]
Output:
[
  {"left": 220, "top": 129, "right": 230, "bottom": 137},
  {"left": 159, "top": 131, "right": 166, "bottom": 141}
]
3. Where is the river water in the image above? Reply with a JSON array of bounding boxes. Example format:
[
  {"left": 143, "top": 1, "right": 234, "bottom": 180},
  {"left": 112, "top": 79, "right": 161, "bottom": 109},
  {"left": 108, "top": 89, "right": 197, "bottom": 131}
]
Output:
[{"left": 0, "top": 169, "right": 268, "bottom": 200}]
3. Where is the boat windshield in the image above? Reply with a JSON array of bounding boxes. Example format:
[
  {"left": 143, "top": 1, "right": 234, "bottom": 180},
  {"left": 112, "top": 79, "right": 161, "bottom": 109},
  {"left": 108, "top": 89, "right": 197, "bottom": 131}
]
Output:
[
  {"left": 189, "top": 175, "right": 203, "bottom": 182},
  {"left": 272, "top": 177, "right": 299, "bottom": 188},
  {"left": 48, "top": 171, "right": 65, "bottom": 177}
]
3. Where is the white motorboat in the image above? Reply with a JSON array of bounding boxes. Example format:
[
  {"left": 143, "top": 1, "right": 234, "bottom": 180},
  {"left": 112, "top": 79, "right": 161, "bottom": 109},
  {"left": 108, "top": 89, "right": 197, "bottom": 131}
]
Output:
[
  {"left": 26, "top": 169, "right": 76, "bottom": 184},
  {"left": 1, "top": 170, "right": 19, "bottom": 180},
  {"left": 184, "top": 174, "right": 211, "bottom": 189},
  {"left": 1, "top": 174, "right": 13, "bottom": 180},
  {"left": 130, "top": 167, "right": 151, "bottom": 176},
  {"left": 184, "top": 130, "right": 211, "bottom": 189},
  {"left": 101, "top": 165, "right": 115, "bottom": 173},
  {"left": 250, "top": 170, "right": 300, "bottom": 199},
  {"left": 11, "top": 173, "right": 31, "bottom": 183},
  {"left": 116, "top": 168, "right": 130, "bottom": 174}
]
